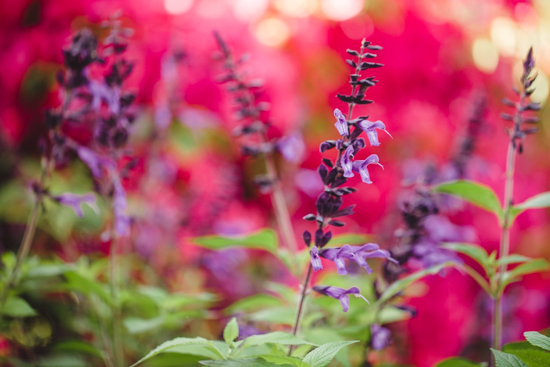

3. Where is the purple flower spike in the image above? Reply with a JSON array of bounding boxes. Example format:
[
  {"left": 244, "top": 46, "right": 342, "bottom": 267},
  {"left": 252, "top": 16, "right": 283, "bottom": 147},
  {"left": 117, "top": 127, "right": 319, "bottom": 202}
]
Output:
[
  {"left": 312, "top": 285, "right": 369, "bottom": 312},
  {"left": 352, "top": 154, "right": 383, "bottom": 184},
  {"left": 341, "top": 145, "right": 355, "bottom": 178},
  {"left": 320, "top": 244, "right": 353, "bottom": 275},
  {"left": 371, "top": 324, "right": 391, "bottom": 350},
  {"left": 358, "top": 120, "right": 392, "bottom": 147},
  {"left": 334, "top": 109, "right": 349, "bottom": 137},
  {"left": 310, "top": 246, "right": 323, "bottom": 271},
  {"left": 54, "top": 193, "right": 98, "bottom": 217},
  {"left": 113, "top": 179, "right": 131, "bottom": 237}
]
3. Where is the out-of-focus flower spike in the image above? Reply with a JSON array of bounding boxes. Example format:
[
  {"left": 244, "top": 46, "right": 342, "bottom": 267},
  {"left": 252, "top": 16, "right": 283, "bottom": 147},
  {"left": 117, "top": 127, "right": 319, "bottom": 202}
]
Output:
[{"left": 53, "top": 192, "right": 98, "bottom": 217}]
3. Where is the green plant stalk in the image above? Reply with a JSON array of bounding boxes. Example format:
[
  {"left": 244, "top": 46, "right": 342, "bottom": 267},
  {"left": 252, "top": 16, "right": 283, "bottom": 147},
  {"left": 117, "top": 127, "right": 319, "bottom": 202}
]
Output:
[
  {"left": 288, "top": 263, "right": 313, "bottom": 356},
  {"left": 109, "top": 220, "right": 124, "bottom": 367},
  {"left": 493, "top": 127, "right": 518, "bottom": 351}
]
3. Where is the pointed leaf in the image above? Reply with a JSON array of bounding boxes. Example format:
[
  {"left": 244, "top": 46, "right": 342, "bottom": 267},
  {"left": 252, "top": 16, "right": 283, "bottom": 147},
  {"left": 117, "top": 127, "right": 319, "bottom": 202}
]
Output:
[
  {"left": 130, "top": 337, "right": 213, "bottom": 367},
  {"left": 496, "top": 255, "right": 534, "bottom": 267},
  {"left": 434, "top": 357, "right": 485, "bottom": 367},
  {"left": 433, "top": 180, "right": 503, "bottom": 222},
  {"left": 502, "top": 259, "right": 550, "bottom": 289},
  {"left": 441, "top": 243, "right": 489, "bottom": 270},
  {"left": 503, "top": 340, "right": 550, "bottom": 367},
  {"left": 303, "top": 341, "right": 358, "bottom": 367},
  {"left": 191, "top": 229, "right": 278, "bottom": 253},
  {"left": 491, "top": 349, "right": 529, "bottom": 367},
  {"left": 244, "top": 332, "right": 317, "bottom": 347},
  {"left": 524, "top": 332, "right": 550, "bottom": 351},
  {"left": 512, "top": 192, "right": 550, "bottom": 218},
  {"left": 223, "top": 317, "right": 239, "bottom": 344},
  {"left": 376, "top": 262, "right": 453, "bottom": 305},
  {"left": 2, "top": 296, "right": 38, "bottom": 317}
]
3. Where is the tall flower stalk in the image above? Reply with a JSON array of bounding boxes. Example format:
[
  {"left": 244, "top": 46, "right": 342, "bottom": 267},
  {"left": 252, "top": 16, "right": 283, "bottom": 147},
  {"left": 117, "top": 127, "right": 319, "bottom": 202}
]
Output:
[
  {"left": 213, "top": 32, "right": 300, "bottom": 258},
  {"left": 291, "top": 39, "right": 395, "bottom": 341},
  {"left": 493, "top": 48, "right": 539, "bottom": 350}
]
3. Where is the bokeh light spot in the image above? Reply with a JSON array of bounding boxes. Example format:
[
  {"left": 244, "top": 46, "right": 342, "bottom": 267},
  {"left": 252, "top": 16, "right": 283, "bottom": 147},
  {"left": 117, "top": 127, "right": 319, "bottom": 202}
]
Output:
[
  {"left": 472, "top": 38, "right": 499, "bottom": 74},
  {"left": 274, "top": 0, "right": 317, "bottom": 18},
  {"left": 164, "top": 0, "right": 194, "bottom": 14},
  {"left": 320, "top": 0, "right": 364, "bottom": 22},
  {"left": 490, "top": 17, "right": 517, "bottom": 57},
  {"left": 233, "top": 0, "right": 269, "bottom": 22},
  {"left": 254, "top": 17, "right": 290, "bottom": 47}
]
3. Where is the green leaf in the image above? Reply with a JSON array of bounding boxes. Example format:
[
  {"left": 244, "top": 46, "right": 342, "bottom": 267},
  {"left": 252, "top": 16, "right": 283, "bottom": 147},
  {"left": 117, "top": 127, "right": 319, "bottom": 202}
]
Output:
[
  {"left": 200, "top": 358, "right": 281, "bottom": 367},
  {"left": 511, "top": 192, "right": 550, "bottom": 221},
  {"left": 496, "top": 255, "right": 534, "bottom": 267},
  {"left": 224, "top": 294, "right": 283, "bottom": 314},
  {"left": 491, "top": 349, "right": 529, "bottom": 367},
  {"left": 326, "top": 234, "right": 372, "bottom": 247},
  {"left": 2, "top": 296, "right": 38, "bottom": 317},
  {"left": 26, "top": 263, "right": 74, "bottom": 278},
  {"left": 249, "top": 307, "right": 296, "bottom": 325},
  {"left": 124, "top": 317, "right": 165, "bottom": 334},
  {"left": 376, "top": 262, "right": 453, "bottom": 305},
  {"left": 302, "top": 341, "right": 358, "bottom": 367},
  {"left": 223, "top": 317, "right": 239, "bottom": 344},
  {"left": 52, "top": 341, "right": 103, "bottom": 358},
  {"left": 433, "top": 180, "right": 503, "bottom": 222},
  {"left": 434, "top": 357, "right": 485, "bottom": 367},
  {"left": 244, "top": 332, "right": 317, "bottom": 347},
  {"left": 130, "top": 337, "right": 212, "bottom": 367},
  {"left": 64, "top": 271, "right": 111, "bottom": 305},
  {"left": 191, "top": 229, "right": 278, "bottom": 253},
  {"left": 502, "top": 259, "right": 550, "bottom": 289},
  {"left": 503, "top": 341, "right": 550, "bottom": 367},
  {"left": 441, "top": 243, "right": 489, "bottom": 271},
  {"left": 524, "top": 332, "right": 550, "bottom": 351},
  {"left": 260, "top": 355, "right": 312, "bottom": 367}
]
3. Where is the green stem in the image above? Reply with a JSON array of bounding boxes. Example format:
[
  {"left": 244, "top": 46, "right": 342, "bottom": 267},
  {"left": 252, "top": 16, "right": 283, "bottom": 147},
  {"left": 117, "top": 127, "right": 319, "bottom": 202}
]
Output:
[
  {"left": 109, "top": 223, "right": 123, "bottom": 367},
  {"left": 288, "top": 263, "right": 313, "bottom": 355}
]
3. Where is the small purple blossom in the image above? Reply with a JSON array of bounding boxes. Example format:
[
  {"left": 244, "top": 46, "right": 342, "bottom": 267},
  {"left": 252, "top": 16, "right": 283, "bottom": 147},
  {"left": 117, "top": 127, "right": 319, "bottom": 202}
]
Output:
[
  {"left": 351, "top": 154, "right": 383, "bottom": 184},
  {"left": 358, "top": 120, "right": 392, "bottom": 146},
  {"left": 53, "top": 193, "right": 98, "bottom": 217},
  {"left": 320, "top": 243, "right": 398, "bottom": 275},
  {"left": 341, "top": 145, "right": 355, "bottom": 178},
  {"left": 312, "top": 285, "right": 368, "bottom": 312},
  {"left": 277, "top": 133, "right": 306, "bottom": 163},
  {"left": 334, "top": 108, "right": 349, "bottom": 137},
  {"left": 371, "top": 324, "right": 391, "bottom": 350},
  {"left": 310, "top": 246, "right": 323, "bottom": 271},
  {"left": 75, "top": 145, "right": 115, "bottom": 179}
]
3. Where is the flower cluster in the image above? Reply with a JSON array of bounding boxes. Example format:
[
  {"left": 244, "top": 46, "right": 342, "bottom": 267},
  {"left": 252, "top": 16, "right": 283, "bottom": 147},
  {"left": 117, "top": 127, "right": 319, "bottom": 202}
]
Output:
[
  {"left": 42, "top": 14, "right": 136, "bottom": 236},
  {"left": 501, "top": 47, "right": 540, "bottom": 153},
  {"left": 303, "top": 40, "right": 396, "bottom": 311}
]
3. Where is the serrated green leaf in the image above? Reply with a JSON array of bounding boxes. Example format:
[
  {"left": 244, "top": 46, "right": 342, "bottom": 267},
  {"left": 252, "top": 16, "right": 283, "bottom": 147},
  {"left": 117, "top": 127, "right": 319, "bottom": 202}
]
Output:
[
  {"left": 491, "top": 349, "right": 529, "bottom": 367},
  {"left": 376, "top": 262, "right": 453, "bottom": 305},
  {"left": 302, "top": 341, "right": 358, "bottom": 367},
  {"left": 524, "top": 332, "right": 550, "bottom": 351},
  {"left": 260, "top": 355, "right": 312, "bottom": 367},
  {"left": 503, "top": 341, "right": 550, "bottom": 367},
  {"left": 434, "top": 357, "right": 485, "bottom": 367},
  {"left": 496, "top": 255, "right": 534, "bottom": 267},
  {"left": 2, "top": 296, "right": 38, "bottom": 317},
  {"left": 130, "top": 337, "right": 212, "bottom": 367},
  {"left": 223, "top": 317, "right": 239, "bottom": 344},
  {"left": 441, "top": 243, "right": 489, "bottom": 271},
  {"left": 502, "top": 259, "right": 550, "bottom": 290},
  {"left": 191, "top": 229, "right": 278, "bottom": 253},
  {"left": 433, "top": 180, "right": 503, "bottom": 222},
  {"left": 244, "top": 332, "right": 316, "bottom": 347},
  {"left": 200, "top": 358, "right": 281, "bottom": 367}
]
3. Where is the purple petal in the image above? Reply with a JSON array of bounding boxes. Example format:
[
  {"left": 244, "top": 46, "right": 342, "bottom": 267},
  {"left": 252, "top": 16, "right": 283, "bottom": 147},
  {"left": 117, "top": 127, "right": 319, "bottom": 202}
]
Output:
[
  {"left": 310, "top": 246, "right": 323, "bottom": 271},
  {"left": 352, "top": 154, "right": 383, "bottom": 184},
  {"left": 371, "top": 324, "right": 391, "bottom": 350},
  {"left": 277, "top": 133, "right": 306, "bottom": 163},
  {"left": 334, "top": 109, "right": 349, "bottom": 137},
  {"left": 312, "top": 285, "right": 363, "bottom": 312},
  {"left": 75, "top": 146, "right": 115, "bottom": 179},
  {"left": 358, "top": 120, "right": 391, "bottom": 147},
  {"left": 54, "top": 192, "right": 97, "bottom": 217},
  {"left": 341, "top": 146, "right": 355, "bottom": 178}
]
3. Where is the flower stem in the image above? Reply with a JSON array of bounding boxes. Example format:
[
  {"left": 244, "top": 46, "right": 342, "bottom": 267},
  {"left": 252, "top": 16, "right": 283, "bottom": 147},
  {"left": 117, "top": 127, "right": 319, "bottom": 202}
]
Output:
[
  {"left": 109, "top": 217, "right": 124, "bottom": 367},
  {"left": 288, "top": 263, "right": 313, "bottom": 355}
]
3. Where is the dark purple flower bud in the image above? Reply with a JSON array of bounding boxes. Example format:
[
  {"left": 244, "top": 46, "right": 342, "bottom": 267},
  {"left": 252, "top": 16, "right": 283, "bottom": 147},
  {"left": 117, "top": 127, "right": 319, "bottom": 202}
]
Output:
[
  {"left": 351, "top": 154, "right": 383, "bottom": 184},
  {"left": 312, "top": 285, "right": 368, "bottom": 312},
  {"left": 310, "top": 246, "right": 323, "bottom": 271},
  {"left": 371, "top": 324, "right": 391, "bottom": 350},
  {"left": 341, "top": 145, "right": 355, "bottom": 178},
  {"left": 303, "top": 214, "right": 317, "bottom": 221},
  {"left": 320, "top": 141, "right": 336, "bottom": 153},
  {"left": 352, "top": 138, "right": 366, "bottom": 152},
  {"left": 523, "top": 47, "right": 534, "bottom": 73},
  {"left": 277, "top": 133, "right": 305, "bottom": 163},
  {"left": 357, "top": 120, "right": 392, "bottom": 146},
  {"left": 328, "top": 220, "right": 345, "bottom": 227},
  {"left": 53, "top": 192, "right": 98, "bottom": 217},
  {"left": 315, "top": 228, "right": 324, "bottom": 247},
  {"left": 336, "top": 139, "right": 344, "bottom": 150},
  {"left": 334, "top": 109, "right": 349, "bottom": 137},
  {"left": 322, "top": 158, "right": 333, "bottom": 168},
  {"left": 318, "top": 164, "right": 328, "bottom": 184},
  {"left": 303, "top": 230, "right": 312, "bottom": 246}
]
